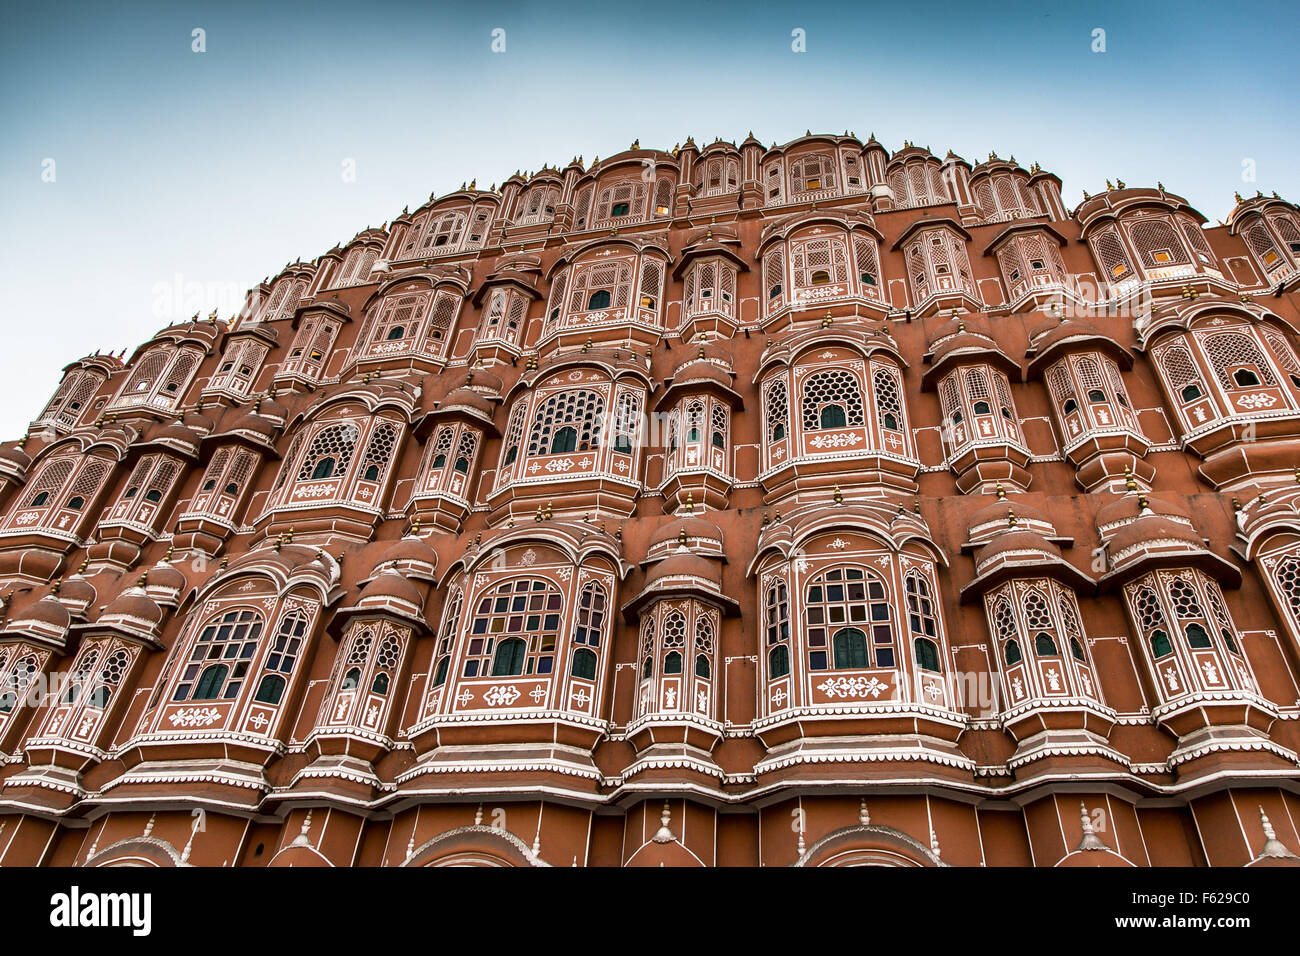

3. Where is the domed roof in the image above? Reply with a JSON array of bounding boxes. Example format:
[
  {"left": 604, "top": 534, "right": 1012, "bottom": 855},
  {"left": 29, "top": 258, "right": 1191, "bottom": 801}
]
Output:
[
  {"left": 146, "top": 559, "right": 187, "bottom": 593},
  {"left": 967, "top": 496, "right": 1052, "bottom": 533},
  {"left": 357, "top": 567, "right": 425, "bottom": 607},
  {"left": 369, "top": 531, "right": 439, "bottom": 581},
  {"left": 438, "top": 386, "right": 495, "bottom": 417},
  {"left": 648, "top": 516, "right": 724, "bottom": 551},
  {"left": 228, "top": 411, "right": 278, "bottom": 440},
  {"left": 99, "top": 585, "right": 165, "bottom": 631},
  {"left": 1027, "top": 317, "right": 1132, "bottom": 372},
  {"left": 57, "top": 573, "right": 98, "bottom": 610},
  {"left": 1096, "top": 494, "right": 1191, "bottom": 535},
  {"left": 644, "top": 553, "right": 722, "bottom": 589},
  {"left": 670, "top": 359, "right": 732, "bottom": 389},
  {"left": 1107, "top": 514, "right": 1204, "bottom": 557},
  {"left": 12, "top": 594, "right": 70, "bottom": 631},
  {"left": 974, "top": 529, "right": 1064, "bottom": 571},
  {"left": 147, "top": 419, "right": 204, "bottom": 455},
  {"left": 183, "top": 408, "right": 216, "bottom": 433},
  {"left": 0, "top": 444, "right": 32, "bottom": 471}
]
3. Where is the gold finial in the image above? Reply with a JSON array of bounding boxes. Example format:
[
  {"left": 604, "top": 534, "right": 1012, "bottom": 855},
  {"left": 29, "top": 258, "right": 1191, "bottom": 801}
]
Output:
[
  {"left": 544, "top": 501, "right": 553, "bottom": 520},
  {"left": 1124, "top": 467, "right": 1137, "bottom": 492},
  {"left": 677, "top": 528, "right": 688, "bottom": 547},
  {"left": 684, "top": 492, "right": 695, "bottom": 514},
  {"left": 821, "top": 312, "right": 833, "bottom": 329},
  {"left": 534, "top": 505, "right": 544, "bottom": 523},
  {"left": 1008, "top": 509, "right": 1017, "bottom": 528},
  {"left": 995, "top": 482, "right": 1006, "bottom": 500},
  {"left": 833, "top": 485, "right": 843, "bottom": 505}
]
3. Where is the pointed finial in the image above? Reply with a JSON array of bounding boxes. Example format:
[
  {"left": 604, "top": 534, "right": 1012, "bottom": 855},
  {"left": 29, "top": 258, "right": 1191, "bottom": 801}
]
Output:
[
  {"left": 859, "top": 799, "right": 870, "bottom": 826},
  {"left": 652, "top": 801, "right": 677, "bottom": 843},
  {"left": 1077, "top": 802, "right": 1108, "bottom": 851}
]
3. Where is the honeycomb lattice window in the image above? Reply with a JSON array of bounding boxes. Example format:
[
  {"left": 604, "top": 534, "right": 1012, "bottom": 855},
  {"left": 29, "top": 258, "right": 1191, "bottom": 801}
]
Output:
[
  {"left": 1090, "top": 226, "right": 1134, "bottom": 280},
  {"left": 297, "top": 423, "right": 360, "bottom": 481},
  {"left": 872, "top": 366, "right": 905, "bottom": 433},
  {"left": 765, "top": 378, "right": 788, "bottom": 443},
  {"left": 358, "top": 421, "right": 399, "bottom": 482},
  {"left": 1274, "top": 554, "right": 1300, "bottom": 626},
  {"left": 801, "top": 368, "right": 865, "bottom": 430},
  {"left": 526, "top": 389, "right": 605, "bottom": 457}
]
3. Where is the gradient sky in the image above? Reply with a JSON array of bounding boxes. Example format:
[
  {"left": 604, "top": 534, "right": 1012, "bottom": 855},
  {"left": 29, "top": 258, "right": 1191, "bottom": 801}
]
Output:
[{"left": 1, "top": 0, "right": 1296, "bottom": 437}]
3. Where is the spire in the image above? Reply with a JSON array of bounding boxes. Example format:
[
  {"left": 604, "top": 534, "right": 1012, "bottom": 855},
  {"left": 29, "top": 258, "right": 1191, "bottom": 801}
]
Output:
[
  {"left": 652, "top": 800, "right": 677, "bottom": 843},
  {"left": 1076, "top": 803, "right": 1109, "bottom": 851},
  {"left": 1256, "top": 806, "right": 1299, "bottom": 860}
]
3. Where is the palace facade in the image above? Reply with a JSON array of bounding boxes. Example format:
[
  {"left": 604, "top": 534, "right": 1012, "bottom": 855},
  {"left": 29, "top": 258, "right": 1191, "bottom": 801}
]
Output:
[{"left": 2, "top": 133, "right": 1300, "bottom": 866}]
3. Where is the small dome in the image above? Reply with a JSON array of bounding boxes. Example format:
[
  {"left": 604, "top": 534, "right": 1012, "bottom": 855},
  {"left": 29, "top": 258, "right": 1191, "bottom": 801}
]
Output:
[
  {"left": 1108, "top": 514, "right": 1203, "bottom": 558},
  {"left": 147, "top": 560, "right": 187, "bottom": 592},
  {"left": 974, "top": 529, "right": 1064, "bottom": 573},
  {"left": 1096, "top": 494, "right": 1191, "bottom": 531},
  {"left": 230, "top": 412, "right": 278, "bottom": 440},
  {"left": 644, "top": 553, "right": 722, "bottom": 589},
  {"left": 0, "top": 444, "right": 32, "bottom": 470},
  {"left": 357, "top": 567, "right": 425, "bottom": 608},
  {"left": 12, "top": 594, "right": 70, "bottom": 631},
  {"left": 648, "top": 516, "right": 724, "bottom": 552},
  {"left": 438, "top": 387, "right": 495, "bottom": 418},
  {"left": 57, "top": 573, "right": 97, "bottom": 608},
  {"left": 183, "top": 408, "right": 216, "bottom": 433},
  {"left": 967, "top": 497, "right": 1052, "bottom": 534},
  {"left": 100, "top": 586, "right": 165, "bottom": 630},
  {"left": 669, "top": 359, "right": 733, "bottom": 390}
]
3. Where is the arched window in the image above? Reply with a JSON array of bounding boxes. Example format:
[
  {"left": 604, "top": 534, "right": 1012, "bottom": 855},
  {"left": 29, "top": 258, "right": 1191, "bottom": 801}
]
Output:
[
  {"left": 255, "top": 674, "right": 286, "bottom": 704},
  {"left": 832, "top": 628, "right": 870, "bottom": 669},
  {"left": 1184, "top": 622, "right": 1212, "bottom": 649},
  {"left": 193, "top": 664, "right": 229, "bottom": 701},
  {"left": 664, "top": 651, "right": 683, "bottom": 674},
  {"left": 312, "top": 458, "right": 336, "bottom": 480},
  {"left": 571, "top": 648, "right": 597, "bottom": 680},
  {"left": 820, "top": 404, "right": 847, "bottom": 429},
  {"left": 1034, "top": 632, "right": 1058, "bottom": 656},
  {"left": 914, "top": 638, "right": 940, "bottom": 672},
  {"left": 1151, "top": 630, "right": 1173, "bottom": 657},
  {"left": 769, "top": 644, "right": 790, "bottom": 679},
  {"left": 1004, "top": 639, "right": 1023, "bottom": 665},
  {"left": 695, "top": 654, "right": 711, "bottom": 679},
  {"left": 492, "top": 638, "right": 527, "bottom": 677},
  {"left": 371, "top": 672, "right": 390, "bottom": 695},
  {"left": 551, "top": 426, "right": 578, "bottom": 454},
  {"left": 765, "top": 378, "right": 789, "bottom": 443},
  {"left": 433, "top": 656, "right": 450, "bottom": 687},
  {"left": 587, "top": 289, "right": 612, "bottom": 310},
  {"left": 342, "top": 667, "right": 361, "bottom": 690}
]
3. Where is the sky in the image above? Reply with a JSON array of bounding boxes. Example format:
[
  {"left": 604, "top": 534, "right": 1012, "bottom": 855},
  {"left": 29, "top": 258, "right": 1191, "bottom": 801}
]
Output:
[{"left": 1, "top": 0, "right": 1297, "bottom": 437}]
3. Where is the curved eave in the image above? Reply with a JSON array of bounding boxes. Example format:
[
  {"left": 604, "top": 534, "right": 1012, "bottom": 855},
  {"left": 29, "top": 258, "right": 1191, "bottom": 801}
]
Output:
[
  {"left": 656, "top": 374, "right": 745, "bottom": 412},
  {"left": 959, "top": 554, "right": 1097, "bottom": 604},
  {"left": 981, "top": 221, "right": 1069, "bottom": 257},
  {"left": 890, "top": 217, "right": 974, "bottom": 252},
  {"left": 1097, "top": 549, "right": 1242, "bottom": 593},
  {"left": 414, "top": 402, "right": 501, "bottom": 439},
  {"left": 671, "top": 243, "right": 750, "bottom": 281},
  {"left": 921, "top": 346, "right": 1023, "bottom": 389},
  {"left": 1025, "top": 332, "right": 1134, "bottom": 377},
  {"left": 620, "top": 579, "right": 740, "bottom": 621}
]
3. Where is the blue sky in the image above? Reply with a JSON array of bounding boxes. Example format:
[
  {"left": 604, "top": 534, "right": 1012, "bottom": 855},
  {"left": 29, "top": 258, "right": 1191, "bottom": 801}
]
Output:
[{"left": 1, "top": 0, "right": 1296, "bottom": 436}]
